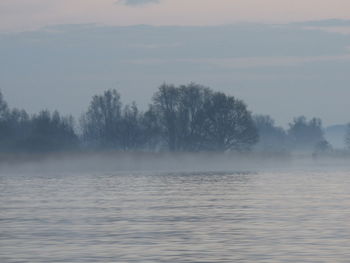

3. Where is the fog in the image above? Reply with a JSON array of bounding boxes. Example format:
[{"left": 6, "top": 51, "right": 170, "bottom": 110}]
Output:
[
  {"left": 2, "top": 3, "right": 350, "bottom": 263},
  {"left": 1, "top": 151, "right": 349, "bottom": 176}
]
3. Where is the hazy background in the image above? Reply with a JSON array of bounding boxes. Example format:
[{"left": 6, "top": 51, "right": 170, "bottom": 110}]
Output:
[{"left": 1, "top": 0, "right": 350, "bottom": 130}]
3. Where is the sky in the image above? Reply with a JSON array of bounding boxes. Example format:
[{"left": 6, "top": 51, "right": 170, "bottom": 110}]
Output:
[
  {"left": 1, "top": 0, "right": 350, "bottom": 127},
  {"left": 1, "top": 0, "right": 350, "bottom": 31}
]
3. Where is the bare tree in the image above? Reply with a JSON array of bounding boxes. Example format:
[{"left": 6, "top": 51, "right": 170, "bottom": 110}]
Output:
[
  {"left": 152, "top": 83, "right": 213, "bottom": 151},
  {"left": 176, "top": 83, "right": 212, "bottom": 151},
  {"left": 202, "top": 92, "right": 258, "bottom": 151},
  {"left": 152, "top": 84, "right": 181, "bottom": 151},
  {"left": 0, "top": 90, "right": 9, "bottom": 120},
  {"left": 152, "top": 84, "right": 258, "bottom": 152},
  {"left": 345, "top": 123, "right": 350, "bottom": 150},
  {"left": 288, "top": 116, "right": 325, "bottom": 151},
  {"left": 25, "top": 110, "right": 78, "bottom": 152},
  {"left": 81, "top": 89, "right": 122, "bottom": 148},
  {"left": 140, "top": 105, "right": 162, "bottom": 151},
  {"left": 253, "top": 115, "right": 289, "bottom": 152},
  {"left": 119, "top": 102, "right": 144, "bottom": 151}
]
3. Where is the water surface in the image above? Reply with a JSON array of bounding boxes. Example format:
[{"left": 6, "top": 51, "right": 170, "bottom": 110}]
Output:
[{"left": 1, "top": 168, "right": 350, "bottom": 262}]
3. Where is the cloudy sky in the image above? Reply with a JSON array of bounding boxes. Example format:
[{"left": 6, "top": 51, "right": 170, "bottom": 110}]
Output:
[
  {"left": 1, "top": 0, "right": 350, "bottom": 31},
  {"left": 1, "top": 1, "right": 350, "bottom": 127}
]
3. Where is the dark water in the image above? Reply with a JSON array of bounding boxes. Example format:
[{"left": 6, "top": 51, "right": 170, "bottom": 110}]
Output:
[{"left": 1, "top": 169, "right": 350, "bottom": 262}]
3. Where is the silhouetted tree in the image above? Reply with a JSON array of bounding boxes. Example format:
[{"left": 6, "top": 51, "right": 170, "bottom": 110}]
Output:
[
  {"left": 202, "top": 92, "right": 258, "bottom": 151},
  {"left": 119, "top": 102, "right": 147, "bottom": 150},
  {"left": 253, "top": 115, "right": 289, "bottom": 152},
  {"left": 0, "top": 91, "right": 32, "bottom": 151},
  {"left": 288, "top": 116, "right": 325, "bottom": 151},
  {"left": 5, "top": 85, "right": 347, "bottom": 155},
  {"left": 24, "top": 110, "right": 78, "bottom": 152},
  {"left": 152, "top": 83, "right": 182, "bottom": 151},
  {"left": 314, "top": 139, "right": 332, "bottom": 155},
  {"left": 0, "top": 91, "right": 9, "bottom": 119},
  {"left": 140, "top": 105, "right": 162, "bottom": 151},
  {"left": 81, "top": 89, "right": 122, "bottom": 148},
  {"left": 176, "top": 83, "right": 212, "bottom": 151},
  {"left": 0, "top": 91, "right": 10, "bottom": 146},
  {"left": 4, "top": 109, "right": 30, "bottom": 151},
  {"left": 151, "top": 84, "right": 258, "bottom": 152},
  {"left": 345, "top": 123, "right": 350, "bottom": 150}
]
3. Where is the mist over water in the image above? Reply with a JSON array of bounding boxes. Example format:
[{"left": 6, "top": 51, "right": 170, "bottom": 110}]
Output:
[
  {"left": 2, "top": 1, "right": 350, "bottom": 262},
  {"left": 1, "top": 154, "right": 350, "bottom": 262},
  {"left": 1, "top": 152, "right": 349, "bottom": 174}
]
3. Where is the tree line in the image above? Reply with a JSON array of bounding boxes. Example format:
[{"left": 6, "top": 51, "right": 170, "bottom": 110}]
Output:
[{"left": 0, "top": 83, "right": 347, "bottom": 153}]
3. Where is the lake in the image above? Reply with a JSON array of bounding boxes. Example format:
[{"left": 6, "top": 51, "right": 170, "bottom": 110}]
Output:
[{"left": 1, "top": 160, "right": 350, "bottom": 262}]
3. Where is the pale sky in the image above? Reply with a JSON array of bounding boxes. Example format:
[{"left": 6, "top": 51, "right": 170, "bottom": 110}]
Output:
[{"left": 1, "top": 0, "right": 350, "bottom": 31}]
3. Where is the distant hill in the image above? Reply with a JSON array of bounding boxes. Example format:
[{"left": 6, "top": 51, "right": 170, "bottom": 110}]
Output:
[{"left": 325, "top": 124, "right": 347, "bottom": 149}]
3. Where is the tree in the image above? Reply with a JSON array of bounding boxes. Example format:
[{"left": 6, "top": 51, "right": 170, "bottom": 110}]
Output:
[
  {"left": 314, "top": 139, "right": 332, "bottom": 154},
  {"left": 140, "top": 105, "right": 162, "bottom": 151},
  {"left": 202, "top": 92, "right": 258, "bottom": 151},
  {"left": 24, "top": 110, "right": 78, "bottom": 152},
  {"left": 4, "top": 108, "right": 30, "bottom": 150},
  {"left": 288, "top": 116, "right": 325, "bottom": 151},
  {"left": 0, "top": 91, "right": 9, "bottom": 120},
  {"left": 119, "top": 102, "right": 145, "bottom": 151},
  {"left": 253, "top": 115, "right": 289, "bottom": 152},
  {"left": 152, "top": 84, "right": 181, "bottom": 151},
  {"left": 345, "top": 123, "right": 350, "bottom": 150},
  {"left": 151, "top": 83, "right": 258, "bottom": 152},
  {"left": 0, "top": 85, "right": 264, "bottom": 153},
  {"left": 0, "top": 91, "right": 30, "bottom": 151},
  {"left": 176, "top": 84, "right": 212, "bottom": 151},
  {"left": 81, "top": 89, "right": 122, "bottom": 148},
  {"left": 0, "top": 90, "right": 10, "bottom": 144}
]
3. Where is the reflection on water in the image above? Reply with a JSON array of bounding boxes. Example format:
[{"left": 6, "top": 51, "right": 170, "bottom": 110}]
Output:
[{"left": 1, "top": 169, "right": 350, "bottom": 262}]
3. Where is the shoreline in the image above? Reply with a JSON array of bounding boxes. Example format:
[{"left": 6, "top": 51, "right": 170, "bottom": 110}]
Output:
[{"left": 0, "top": 151, "right": 349, "bottom": 174}]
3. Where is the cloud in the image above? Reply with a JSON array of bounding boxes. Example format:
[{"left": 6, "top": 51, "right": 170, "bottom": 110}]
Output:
[
  {"left": 293, "top": 19, "right": 350, "bottom": 27},
  {"left": 119, "top": 0, "right": 160, "bottom": 6}
]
